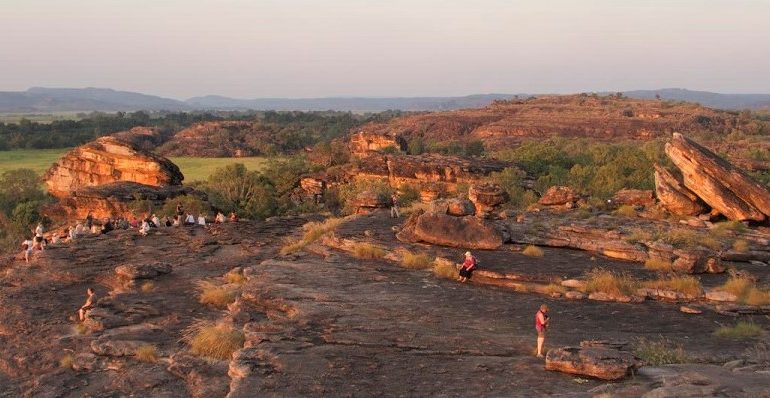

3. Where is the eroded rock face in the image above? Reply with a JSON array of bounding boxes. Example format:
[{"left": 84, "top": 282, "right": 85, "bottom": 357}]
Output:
[
  {"left": 351, "top": 191, "right": 390, "bottom": 214},
  {"left": 612, "top": 189, "right": 654, "bottom": 207},
  {"left": 468, "top": 183, "right": 509, "bottom": 216},
  {"left": 654, "top": 165, "right": 707, "bottom": 216},
  {"left": 398, "top": 212, "right": 503, "bottom": 249},
  {"left": 665, "top": 133, "right": 770, "bottom": 221},
  {"left": 349, "top": 131, "right": 407, "bottom": 157},
  {"left": 539, "top": 186, "right": 580, "bottom": 206},
  {"left": 446, "top": 199, "right": 476, "bottom": 217},
  {"left": 45, "top": 136, "right": 184, "bottom": 198},
  {"left": 545, "top": 346, "right": 640, "bottom": 380}
]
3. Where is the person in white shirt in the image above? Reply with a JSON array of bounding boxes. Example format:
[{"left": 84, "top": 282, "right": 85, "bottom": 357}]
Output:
[
  {"left": 151, "top": 214, "right": 161, "bottom": 228},
  {"left": 74, "top": 222, "right": 84, "bottom": 236},
  {"left": 185, "top": 214, "right": 195, "bottom": 225},
  {"left": 215, "top": 212, "right": 226, "bottom": 224},
  {"left": 139, "top": 220, "right": 151, "bottom": 236},
  {"left": 34, "top": 223, "right": 45, "bottom": 251},
  {"left": 197, "top": 214, "right": 207, "bottom": 226},
  {"left": 21, "top": 237, "right": 34, "bottom": 263}
]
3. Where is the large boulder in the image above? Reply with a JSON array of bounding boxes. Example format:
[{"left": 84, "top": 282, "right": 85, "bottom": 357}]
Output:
[
  {"left": 612, "top": 188, "right": 654, "bottom": 207},
  {"left": 665, "top": 133, "right": 770, "bottom": 221},
  {"left": 538, "top": 186, "right": 580, "bottom": 206},
  {"left": 351, "top": 191, "right": 389, "bottom": 214},
  {"left": 654, "top": 165, "right": 707, "bottom": 216},
  {"left": 349, "top": 131, "right": 407, "bottom": 157},
  {"left": 400, "top": 212, "right": 503, "bottom": 249},
  {"left": 45, "top": 136, "right": 184, "bottom": 198},
  {"left": 446, "top": 199, "right": 476, "bottom": 216},
  {"left": 545, "top": 346, "right": 641, "bottom": 380},
  {"left": 468, "top": 183, "right": 509, "bottom": 216}
]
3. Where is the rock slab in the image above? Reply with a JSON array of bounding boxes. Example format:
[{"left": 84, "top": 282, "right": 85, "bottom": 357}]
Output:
[{"left": 545, "top": 346, "right": 640, "bottom": 380}]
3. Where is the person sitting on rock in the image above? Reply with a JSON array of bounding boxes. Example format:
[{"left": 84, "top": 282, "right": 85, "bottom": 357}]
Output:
[
  {"left": 390, "top": 193, "right": 400, "bottom": 218},
  {"left": 151, "top": 214, "right": 161, "bottom": 228},
  {"left": 78, "top": 288, "right": 97, "bottom": 322},
  {"left": 164, "top": 216, "right": 173, "bottom": 227},
  {"left": 74, "top": 222, "right": 85, "bottom": 236},
  {"left": 458, "top": 251, "right": 477, "bottom": 282},
  {"left": 535, "top": 304, "right": 550, "bottom": 358},
  {"left": 229, "top": 212, "right": 238, "bottom": 222},
  {"left": 129, "top": 216, "right": 139, "bottom": 229},
  {"left": 173, "top": 215, "right": 182, "bottom": 227},
  {"left": 197, "top": 214, "right": 207, "bottom": 227},
  {"left": 185, "top": 213, "right": 196, "bottom": 225},
  {"left": 176, "top": 203, "right": 184, "bottom": 218},
  {"left": 215, "top": 212, "right": 226, "bottom": 224},
  {"left": 21, "top": 236, "right": 34, "bottom": 263},
  {"left": 118, "top": 218, "right": 129, "bottom": 230},
  {"left": 69, "top": 225, "right": 79, "bottom": 241},
  {"left": 140, "top": 219, "right": 152, "bottom": 236},
  {"left": 100, "top": 218, "right": 114, "bottom": 234}
]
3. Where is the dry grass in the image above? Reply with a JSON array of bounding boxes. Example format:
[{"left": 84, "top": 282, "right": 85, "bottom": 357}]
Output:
[
  {"left": 522, "top": 245, "right": 544, "bottom": 257},
  {"left": 662, "top": 229, "right": 722, "bottom": 250},
  {"left": 432, "top": 260, "right": 459, "bottom": 280},
  {"left": 352, "top": 242, "right": 386, "bottom": 259},
  {"left": 197, "top": 281, "right": 236, "bottom": 308},
  {"left": 224, "top": 270, "right": 247, "bottom": 285},
  {"left": 400, "top": 250, "right": 434, "bottom": 270},
  {"left": 135, "top": 344, "right": 159, "bottom": 363},
  {"left": 183, "top": 320, "right": 244, "bottom": 361},
  {"left": 633, "top": 336, "right": 690, "bottom": 365},
  {"left": 140, "top": 281, "right": 156, "bottom": 293},
  {"left": 625, "top": 228, "right": 659, "bottom": 244},
  {"left": 714, "top": 322, "right": 764, "bottom": 339},
  {"left": 710, "top": 221, "right": 748, "bottom": 237},
  {"left": 732, "top": 239, "right": 750, "bottom": 253},
  {"left": 583, "top": 269, "right": 638, "bottom": 297},
  {"left": 281, "top": 217, "right": 344, "bottom": 255},
  {"left": 544, "top": 283, "right": 567, "bottom": 295},
  {"left": 643, "top": 275, "right": 703, "bottom": 297},
  {"left": 720, "top": 276, "right": 770, "bottom": 306},
  {"left": 644, "top": 257, "right": 673, "bottom": 272},
  {"left": 72, "top": 323, "right": 89, "bottom": 335},
  {"left": 614, "top": 205, "right": 637, "bottom": 218},
  {"left": 59, "top": 354, "right": 74, "bottom": 369}
]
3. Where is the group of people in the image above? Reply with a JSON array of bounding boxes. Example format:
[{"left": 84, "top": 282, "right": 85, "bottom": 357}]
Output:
[
  {"left": 457, "top": 251, "right": 551, "bottom": 357},
  {"left": 20, "top": 223, "right": 47, "bottom": 263}
]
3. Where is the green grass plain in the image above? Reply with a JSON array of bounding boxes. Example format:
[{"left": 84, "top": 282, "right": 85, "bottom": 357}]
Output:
[{"left": 0, "top": 148, "right": 269, "bottom": 182}]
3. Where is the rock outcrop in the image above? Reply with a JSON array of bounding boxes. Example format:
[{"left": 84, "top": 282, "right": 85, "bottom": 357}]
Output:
[
  {"left": 45, "top": 136, "right": 183, "bottom": 198},
  {"left": 654, "top": 165, "right": 707, "bottom": 216},
  {"left": 545, "top": 345, "right": 641, "bottom": 380},
  {"left": 611, "top": 189, "right": 654, "bottom": 207},
  {"left": 468, "top": 183, "right": 509, "bottom": 217},
  {"left": 351, "top": 191, "right": 390, "bottom": 214},
  {"left": 397, "top": 210, "right": 503, "bottom": 249},
  {"left": 538, "top": 186, "right": 580, "bottom": 206},
  {"left": 348, "top": 131, "right": 407, "bottom": 157},
  {"left": 665, "top": 133, "right": 770, "bottom": 221}
]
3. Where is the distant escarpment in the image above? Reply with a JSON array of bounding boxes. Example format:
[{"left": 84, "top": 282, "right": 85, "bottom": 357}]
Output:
[{"left": 355, "top": 94, "right": 748, "bottom": 150}]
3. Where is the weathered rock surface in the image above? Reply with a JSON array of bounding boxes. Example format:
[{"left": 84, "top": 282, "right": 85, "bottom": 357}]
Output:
[
  {"left": 612, "top": 188, "right": 655, "bottom": 207},
  {"left": 545, "top": 345, "right": 641, "bottom": 380},
  {"left": 45, "top": 136, "right": 184, "bottom": 198},
  {"left": 351, "top": 191, "right": 390, "bottom": 214},
  {"left": 654, "top": 165, "right": 707, "bottom": 216},
  {"left": 158, "top": 121, "right": 258, "bottom": 157},
  {"left": 446, "top": 198, "right": 476, "bottom": 216},
  {"left": 397, "top": 211, "right": 503, "bottom": 249},
  {"left": 468, "top": 183, "right": 509, "bottom": 216},
  {"left": 665, "top": 133, "right": 770, "bottom": 221},
  {"left": 539, "top": 186, "right": 580, "bottom": 206},
  {"left": 115, "top": 262, "right": 172, "bottom": 280},
  {"left": 348, "top": 131, "right": 406, "bottom": 156}
]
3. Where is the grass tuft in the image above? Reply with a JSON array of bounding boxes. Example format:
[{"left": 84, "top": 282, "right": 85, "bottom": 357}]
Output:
[
  {"left": 59, "top": 354, "right": 74, "bottom": 369},
  {"left": 732, "top": 239, "right": 750, "bottom": 253},
  {"left": 281, "top": 218, "right": 344, "bottom": 255},
  {"left": 614, "top": 205, "right": 637, "bottom": 218},
  {"left": 720, "top": 275, "right": 770, "bottom": 306},
  {"left": 224, "top": 270, "right": 247, "bottom": 285},
  {"left": 140, "top": 281, "right": 156, "bottom": 293},
  {"left": 135, "top": 344, "right": 159, "bottom": 363},
  {"left": 662, "top": 229, "right": 722, "bottom": 250},
  {"left": 583, "top": 269, "right": 638, "bottom": 297},
  {"left": 642, "top": 275, "right": 703, "bottom": 297},
  {"left": 352, "top": 242, "right": 386, "bottom": 259},
  {"left": 197, "top": 281, "right": 236, "bottom": 308},
  {"left": 183, "top": 320, "right": 244, "bottom": 361},
  {"left": 633, "top": 336, "right": 690, "bottom": 365},
  {"left": 544, "top": 283, "right": 566, "bottom": 295},
  {"left": 522, "top": 245, "right": 544, "bottom": 257},
  {"left": 400, "top": 250, "right": 434, "bottom": 270},
  {"left": 714, "top": 322, "right": 764, "bottom": 339},
  {"left": 644, "top": 257, "right": 673, "bottom": 272},
  {"left": 432, "top": 260, "right": 458, "bottom": 280},
  {"left": 72, "top": 323, "right": 89, "bottom": 335}
]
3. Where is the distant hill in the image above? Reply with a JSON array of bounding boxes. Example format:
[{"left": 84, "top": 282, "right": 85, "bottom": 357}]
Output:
[
  {"left": 622, "top": 88, "right": 770, "bottom": 110},
  {"left": 0, "top": 87, "right": 190, "bottom": 113},
  {"left": 184, "top": 94, "right": 520, "bottom": 112}
]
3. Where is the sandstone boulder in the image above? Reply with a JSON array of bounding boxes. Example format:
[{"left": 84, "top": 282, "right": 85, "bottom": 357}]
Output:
[
  {"left": 538, "top": 186, "right": 580, "bottom": 206},
  {"left": 351, "top": 191, "right": 390, "bottom": 214},
  {"left": 399, "top": 212, "right": 503, "bottom": 249},
  {"left": 349, "top": 131, "right": 406, "bottom": 157},
  {"left": 612, "top": 189, "right": 654, "bottom": 207},
  {"left": 545, "top": 346, "right": 640, "bottom": 380},
  {"left": 446, "top": 199, "right": 476, "bottom": 216},
  {"left": 45, "top": 136, "right": 184, "bottom": 198},
  {"left": 654, "top": 165, "right": 707, "bottom": 216},
  {"left": 665, "top": 133, "right": 770, "bottom": 221},
  {"left": 420, "top": 185, "right": 442, "bottom": 203},
  {"left": 468, "top": 183, "right": 509, "bottom": 216}
]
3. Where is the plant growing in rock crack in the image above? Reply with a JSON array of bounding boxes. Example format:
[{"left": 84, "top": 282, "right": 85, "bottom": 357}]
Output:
[
  {"left": 582, "top": 269, "right": 638, "bottom": 297},
  {"left": 720, "top": 275, "right": 770, "bottom": 306},
  {"left": 522, "top": 245, "right": 544, "bottom": 257},
  {"left": 714, "top": 321, "right": 764, "bottom": 339},
  {"left": 183, "top": 320, "right": 244, "bottom": 361},
  {"left": 643, "top": 257, "right": 673, "bottom": 272},
  {"left": 197, "top": 281, "right": 236, "bottom": 308},
  {"left": 135, "top": 344, "right": 159, "bottom": 363},
  {"left": 399, "top": 250, "right": 434, "bottom": 269},
  {"left": 280, "top": 217, "right": 343, "bottom": 255},
  {"left": 642, "top": 275, "right": 703, "bottom": 297},
  {"left": 224, "top": 269, "right": 247, "bottom": 285},
  {"left": 352, "top": 242, "right": 385, "bottom": 259},
  {"left": 633, "top": 336, "right": 690, "bottom": 365}
]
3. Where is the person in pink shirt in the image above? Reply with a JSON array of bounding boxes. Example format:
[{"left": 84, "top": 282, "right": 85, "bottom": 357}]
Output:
[
  {"left": 535, "top": 304, "right": 550, "bottom": 357},
  {"left": 458, "top": 251, "right": 477, "bottom": 282}
]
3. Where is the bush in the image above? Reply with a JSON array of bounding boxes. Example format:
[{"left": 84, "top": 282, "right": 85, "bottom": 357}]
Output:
[
  {"left": 203, "top": 163, "right": 278, "bottom": 220},
  {"left": 522, "top": 245, "right": 544, "bottom": 257},
  {"left": 583, "top": 269, "right": 638, "bottom": 296},
  {"left": 135, "top": 344, "right": 159, "bottom": 363},
  {"left": 352, "top": 242, "right": 385, "bottom": 259},
  {"left": 197, "top": 281, "right": 236, "bottom": 308},
  {"left": 644, "top": 258, "right": 673, "bottom": 272},
  {"left": 432, "top": 260, "right": 458, "bottom": 279},
  {"left": 160, "top": 195, "right": 210, "bottom": 218},
  {"left": 714, "top": 322, "right": 763, "bottom": 339},
  {"left": 400, "top": 250, "right": 434, "bottom": 269},
  {"left": 183, "top": 320, "right": 244, "bottom": 360},
  {"left": 614, "top": 205, "right": 637, "bottom": 218},
  {"left": 633, "top": 336, "right": 690, "bottom": 365},
  {"left": 711, "top": 221, "right": 748, "bottom": 237},
  {"left": 720, "top": 275, "right": 770, "bottom": 306},
  {"left": 224, "top": 269, "right": 247, "bottom": 285},
  {"left": 642, "top": 275, "right": 703, "bottom": 297}
]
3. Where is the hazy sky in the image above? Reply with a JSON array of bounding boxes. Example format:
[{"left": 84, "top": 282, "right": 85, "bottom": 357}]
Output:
[{"left": 1, "top": 0, "right": 769, "bottom": 99}]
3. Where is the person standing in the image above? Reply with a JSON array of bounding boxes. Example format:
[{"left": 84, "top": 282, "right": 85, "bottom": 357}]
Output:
[
  {"left": 535, "top": 304, "right": 550, "bottom": 358},
  {"left": 21, "top": 236, "right": 34, "bottom": 263},
  {"left": 458, "top": 251, "right": 477, "bottom": 282},
  {"left": 390, "top": 193, "right": 400, "bottom": 218},
  {"left": 33, "top": 223, "right": 45, "bottom": 251},
  {"left": 85, "top": 212, "right": 94, "bottom": 230}
]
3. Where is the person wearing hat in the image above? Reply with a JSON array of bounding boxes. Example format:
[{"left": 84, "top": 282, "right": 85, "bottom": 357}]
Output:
[{"left": 458, "top": 251, "right": 477, "bottom": 282}]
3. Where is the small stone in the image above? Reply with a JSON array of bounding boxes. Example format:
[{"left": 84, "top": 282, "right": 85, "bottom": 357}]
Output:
[
  {"left": 705, "top": 290, "right": 738, "bottom": 302},
  {"left": 564, "top": 291, "right": 586, "bottom": 300},
  {"left": 680, "top": 305, "right": 702, "bottom": 314},
  {"left": 561, "top": 279, "right": 586, "bottom": 289}
]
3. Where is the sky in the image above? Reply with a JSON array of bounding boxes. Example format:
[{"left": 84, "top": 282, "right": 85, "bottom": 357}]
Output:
[{"left": 1, "top": 0, "right": 769, "bottom": 99}]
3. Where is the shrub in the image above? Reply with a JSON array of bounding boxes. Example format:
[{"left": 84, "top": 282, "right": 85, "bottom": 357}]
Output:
[
  {"left": 732, "top": 239, "right": 750, "bottom": 253},
  {"left": 224, "top": 270, "right": 247, "bottom": 285},
  {"left": 711, "top": 221, "right": 748, "bottom": 237},
  {"left": 197, "top": 281, "right": 236, "bottom": 308},
  {"left": 432, "top": 260, "right": 458, "bottom": 279},
  {"left": 714, "top": 322, "right": 763, "bottom": 339},
  {"left": 614, "top": 205, "right": 637, "bottom": 218},
  {"left": 183, "top": 320, "right": 244, "bottom": 360},
  {"left": 522, "top": 245, "right": 544, "bottom": 257},
  {"left": 633, "top": 336, "right": 689, "bottom": 365},
  {"left": 583, "top": 269, "right": 638, "bottom": 296},
  {"left": 135, "top": 344, "right": 159, "bottom": 363},
  {"left": 720, "top": 275, "right": 770, "bottom": 306},
  {"left": 642, "top": 275, "right": 703, "bottom": 297},
  {"left": 644, "top": 258, "right": 673, "bottom": 272},
  {"left": 59, "top": 354, "right": 74, "bottom": 369},
  {"left": 400, "top": 250, "right": 434, "bottom": 270},
  {"left": 745, "top": 288, "right": 770, "bottom": 306},
  {"left": 352, "top": 242, "right": 385, "bottom": 259}
]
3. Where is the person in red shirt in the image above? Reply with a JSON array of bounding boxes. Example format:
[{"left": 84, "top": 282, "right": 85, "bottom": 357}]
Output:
[
  {"left": 458, "top": 251, "right": 477, "bottom": 282},
  {"left": 535, "top": 304, "right": 550, "bottom": 357}
]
